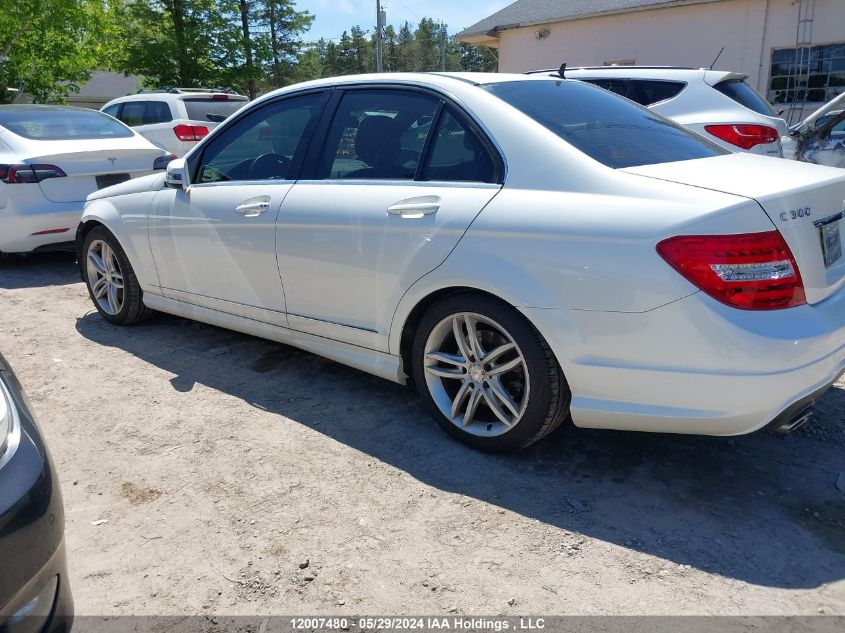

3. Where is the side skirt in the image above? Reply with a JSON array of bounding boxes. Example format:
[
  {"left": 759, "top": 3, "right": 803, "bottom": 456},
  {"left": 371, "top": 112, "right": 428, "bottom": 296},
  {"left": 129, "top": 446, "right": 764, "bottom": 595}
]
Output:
[{"left": 143, "top": 293, "right": 406, "bottom": 385}]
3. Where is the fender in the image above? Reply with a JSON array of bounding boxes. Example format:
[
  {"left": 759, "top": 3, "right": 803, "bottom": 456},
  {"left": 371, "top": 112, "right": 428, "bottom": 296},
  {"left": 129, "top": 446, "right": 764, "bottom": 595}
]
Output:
[{"left": 78, "top": 179, "right": 164, "bottom": 294}]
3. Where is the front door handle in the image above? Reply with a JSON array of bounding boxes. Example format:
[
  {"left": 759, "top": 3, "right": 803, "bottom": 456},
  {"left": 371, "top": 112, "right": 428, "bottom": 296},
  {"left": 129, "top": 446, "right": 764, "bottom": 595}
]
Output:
[
  {"left": 236, "top": 195, "right": 271, "bottom": 217},
  {"left": 387, "top": 196, "right": 440, "bottom": 219}
]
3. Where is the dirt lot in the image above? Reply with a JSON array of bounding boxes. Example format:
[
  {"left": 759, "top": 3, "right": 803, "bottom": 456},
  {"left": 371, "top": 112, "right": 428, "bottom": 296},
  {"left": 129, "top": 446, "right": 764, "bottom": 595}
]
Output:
[{"left": 1, "top": 252, "right": 844, "bottom": 616}]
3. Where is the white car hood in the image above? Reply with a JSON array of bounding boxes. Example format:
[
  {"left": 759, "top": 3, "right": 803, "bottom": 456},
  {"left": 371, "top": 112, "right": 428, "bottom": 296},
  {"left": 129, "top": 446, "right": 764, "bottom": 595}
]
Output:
[{"left": 87, "top": 172, "right": 166, "bottom": 202}]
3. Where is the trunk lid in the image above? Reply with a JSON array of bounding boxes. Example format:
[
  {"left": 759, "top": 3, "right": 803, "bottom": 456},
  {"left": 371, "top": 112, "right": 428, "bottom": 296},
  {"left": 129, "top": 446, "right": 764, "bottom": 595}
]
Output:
[
  {"left": 623, "top": 153, "right": 845, "bottom": 304},
  {"left": 24, "top": 147, "right": 161, "bottom": 203}
]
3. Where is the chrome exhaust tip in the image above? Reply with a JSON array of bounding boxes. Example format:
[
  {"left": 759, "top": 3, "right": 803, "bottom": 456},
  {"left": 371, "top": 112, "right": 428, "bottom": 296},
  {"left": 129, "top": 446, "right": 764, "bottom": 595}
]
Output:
[{"left": 773, "top": 405, "right": 814, "bottom": 434}]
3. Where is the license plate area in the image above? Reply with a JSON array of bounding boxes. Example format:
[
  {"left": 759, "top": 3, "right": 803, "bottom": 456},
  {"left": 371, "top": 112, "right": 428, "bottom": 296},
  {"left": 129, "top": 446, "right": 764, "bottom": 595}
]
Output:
[{"left": 96, "top": 173, "right": 130, "bottom": 190}]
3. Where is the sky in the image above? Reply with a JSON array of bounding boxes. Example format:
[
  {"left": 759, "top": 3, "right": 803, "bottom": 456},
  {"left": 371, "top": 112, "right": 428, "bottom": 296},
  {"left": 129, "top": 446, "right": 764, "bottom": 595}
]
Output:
[{"left": 295, "top": 0, "right": 512, "bottom": 42}]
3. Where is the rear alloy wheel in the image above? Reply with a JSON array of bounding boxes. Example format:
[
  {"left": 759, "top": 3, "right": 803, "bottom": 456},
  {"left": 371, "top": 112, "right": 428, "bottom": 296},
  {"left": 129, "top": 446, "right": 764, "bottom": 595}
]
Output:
[
  {"left": 412, "top": 293, "right": 570, "bottom": 452},
  {"left": 83, "top": 226, "right": 153, "bottom": 325}
]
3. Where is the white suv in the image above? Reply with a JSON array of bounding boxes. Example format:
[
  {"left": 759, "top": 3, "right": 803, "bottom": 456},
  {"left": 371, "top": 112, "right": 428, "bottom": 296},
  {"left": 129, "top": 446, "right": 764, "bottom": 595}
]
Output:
[
  {"left": 527, "top": 66, "right": 788, "bottom": 156},
  {"left": 101, "top": 89, "right": 249, "bottom": 157}
]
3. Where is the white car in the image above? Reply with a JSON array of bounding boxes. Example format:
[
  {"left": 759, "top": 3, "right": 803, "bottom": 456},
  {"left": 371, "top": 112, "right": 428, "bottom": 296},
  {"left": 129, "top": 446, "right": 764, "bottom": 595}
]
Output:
[
  {"left": 78, "top": 73, "right": 845, "bottom": 452},
  {"left": 101, "top": 89, "right": 249, "bottom": 157},
  {"left": 782, "top": 92, "right": 845, "bottom": 169},
  {"left": 528, "top": 66, "right": 788, "bottom": 157},
  {"left": 0, "top": 105, "right": 171, "bottom": 254}
]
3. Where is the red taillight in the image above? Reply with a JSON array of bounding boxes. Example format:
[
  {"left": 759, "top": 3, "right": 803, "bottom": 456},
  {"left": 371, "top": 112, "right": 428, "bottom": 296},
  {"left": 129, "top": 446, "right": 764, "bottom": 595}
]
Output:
[
  {"left": 211, "top": 94, "right": 228, "bottom": 101},
  {"left": 704, "top": 124, "right": 779, "bottom": 150},
  {"left": 656, "top": 231, "right": 806, "bottom": 310},
  {"left": 173, "top": 124, "right": 209, "bottom": 142},
  {"left": 0, "top": 164, "right": 66, "bottom": 184}
]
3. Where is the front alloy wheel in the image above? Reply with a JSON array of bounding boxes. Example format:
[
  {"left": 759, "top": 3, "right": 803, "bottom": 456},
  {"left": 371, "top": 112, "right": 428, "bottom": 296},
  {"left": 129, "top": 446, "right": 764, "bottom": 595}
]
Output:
[
  {"left": 412, "top": 292, "right": 571, "bottom": 452},
  {"left": 86, "top": 239, "right": 124, "bottom": 315},
  {"left": 82, "top": 226, "right": 153, "bottom": 325}
]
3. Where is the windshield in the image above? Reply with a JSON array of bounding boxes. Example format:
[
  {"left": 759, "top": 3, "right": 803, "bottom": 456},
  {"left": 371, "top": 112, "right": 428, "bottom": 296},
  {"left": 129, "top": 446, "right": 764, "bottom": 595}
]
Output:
[
  {"left": 483, "top": 80, "right": 725, "bottom": 168},
  {"left": 182, "top": 98, "right": 247, "bottom": 123},
  {"left": 0, "top": 107, "right": 134, "bottom": 140}
]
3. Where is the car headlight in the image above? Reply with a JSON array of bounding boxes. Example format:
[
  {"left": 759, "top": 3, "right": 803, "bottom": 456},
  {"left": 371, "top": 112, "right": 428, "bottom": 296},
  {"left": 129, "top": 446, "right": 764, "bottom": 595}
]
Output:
[{"left": 0, "top": 373, "right": 21, "bottom": 468}]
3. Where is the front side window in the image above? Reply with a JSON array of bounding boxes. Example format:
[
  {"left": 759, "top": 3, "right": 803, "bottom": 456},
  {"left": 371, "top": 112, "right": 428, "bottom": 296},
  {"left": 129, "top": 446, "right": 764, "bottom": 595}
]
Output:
[
  {"left": 317, "top": 90, "right": 440, "bottom": 180},
  {"left": 0, "top": 107, "right": 133, "bottom": 140},
  {"left": 422, "top": 109, "right": 496, "bottom": 183},
  {"left": 484, "top": 80, "right": 725, "bottom": 169},
  {"left": 196, "top": 92, "right": 323, "bottom": 183}
]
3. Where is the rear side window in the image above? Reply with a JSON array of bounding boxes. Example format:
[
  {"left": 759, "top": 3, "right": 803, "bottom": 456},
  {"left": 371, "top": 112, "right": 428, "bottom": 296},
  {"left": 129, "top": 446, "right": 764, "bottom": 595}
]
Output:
[
  {"left": 422, "top": 109, "right": 496, "bottom": 183},
  {"left": 0, "top": 107, "right": 133, "bottom": 140},
  {"left": 118, "top": 101, "right": 172, "bottom": 126},
  {"left": 484, "top": 80, "right": 725, "bottom": 169},
  {"left": 627, "top": 80, "right": 685, "bottom": 106},
  {"left": 317, "top": 89, "right": 440, "bottom": 180},
  {"left": 714, "top": 79, "right": 775, "bottom": 116},
  {"left": 183, "top": 98, "right": 247, "bottom": 123}
]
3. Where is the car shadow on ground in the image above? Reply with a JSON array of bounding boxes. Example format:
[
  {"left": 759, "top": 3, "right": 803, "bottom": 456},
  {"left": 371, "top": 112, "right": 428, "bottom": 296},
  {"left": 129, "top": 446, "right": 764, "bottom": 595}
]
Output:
[
  {"left": 0, "top": 251, "right": 79, "bottom": 289},
  {"left": 75, "top": 311, "right": 845, "bottom": 591}
]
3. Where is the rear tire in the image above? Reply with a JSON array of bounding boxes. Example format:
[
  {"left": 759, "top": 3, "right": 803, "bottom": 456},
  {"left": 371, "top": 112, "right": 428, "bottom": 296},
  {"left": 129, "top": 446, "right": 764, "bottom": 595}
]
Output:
[
  {"left": 82, "top": 226, "right": 153, "bottom": 325},
  {"left": 411, "top": 292, "right": 571, "bottom": 452}
]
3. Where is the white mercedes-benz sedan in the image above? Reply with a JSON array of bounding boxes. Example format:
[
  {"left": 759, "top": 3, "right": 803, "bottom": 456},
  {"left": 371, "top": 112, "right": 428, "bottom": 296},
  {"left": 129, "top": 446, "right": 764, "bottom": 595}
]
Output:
[
  {"left": 77, "top": 73, "right": 845, "bottom": 452},
  {"left": 0, "top": 105, "right": 172, "bottom": 254}
]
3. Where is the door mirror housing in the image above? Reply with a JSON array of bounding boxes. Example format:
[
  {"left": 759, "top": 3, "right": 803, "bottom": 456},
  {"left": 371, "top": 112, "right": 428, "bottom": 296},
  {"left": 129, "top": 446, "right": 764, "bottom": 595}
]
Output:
[{"left": 165, "top": 159, "right": 188, "bottom": 189}]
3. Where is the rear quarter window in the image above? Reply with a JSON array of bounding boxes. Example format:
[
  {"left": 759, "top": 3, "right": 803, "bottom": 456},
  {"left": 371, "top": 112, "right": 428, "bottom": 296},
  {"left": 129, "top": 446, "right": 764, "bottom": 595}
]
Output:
[
  {"left": 714, "top": 79, "right": 775, "bottom": 116},
  {"left": 627, "top": 80, "right": 685, "bottom": 106},
  {"left": 484, "top": 80, "right": 725, "bottom": 169}
]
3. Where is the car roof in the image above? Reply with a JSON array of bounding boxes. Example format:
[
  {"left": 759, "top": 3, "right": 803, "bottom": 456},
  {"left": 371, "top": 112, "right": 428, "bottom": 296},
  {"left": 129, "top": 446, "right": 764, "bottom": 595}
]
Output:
[
  {"left": 108, "top": 92, "right": 248, "bottom": 103},
  {"left": 0, "top": 104, "right": 105, "bottom": 113}
]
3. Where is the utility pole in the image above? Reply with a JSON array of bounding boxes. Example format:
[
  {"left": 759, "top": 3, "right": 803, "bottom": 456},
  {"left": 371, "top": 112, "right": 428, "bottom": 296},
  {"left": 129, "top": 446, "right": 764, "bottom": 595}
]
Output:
[
  {"left": 440, "top": 23, "right": 447, "bottom": 71},
  {"left": 376, "top": 0, "right": 386, "bottom": 72}
]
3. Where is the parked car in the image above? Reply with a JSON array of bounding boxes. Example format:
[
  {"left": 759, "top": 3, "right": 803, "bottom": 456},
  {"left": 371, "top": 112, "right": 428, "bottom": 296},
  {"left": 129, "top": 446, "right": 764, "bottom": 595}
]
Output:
[
  {"left": 101, "top": 89, "right": 249, "bottom": 157},
  {"left": 782, "top": 92, "right": 845, "bottom": 168},
  {"left": 0, "top": 105, "right": 172, "bottom": 254},
  {"left": 0, "top": 353, "right": 73, "bottom": 631},
  {"left": 77, "top": 73, "right": 845, "bottom": 452},
  {"left": 526, "top": 66, "right": 788, "bottom": 157}
]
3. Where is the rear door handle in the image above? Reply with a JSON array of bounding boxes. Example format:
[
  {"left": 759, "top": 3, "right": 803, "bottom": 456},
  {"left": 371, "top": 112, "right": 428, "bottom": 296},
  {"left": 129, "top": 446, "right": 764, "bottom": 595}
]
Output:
[
  {"left": 387, "top": 196, "right": 440, "bottom": 218},
  {"left": 236, "top": 195, "right": 271, "bottom": 217}
]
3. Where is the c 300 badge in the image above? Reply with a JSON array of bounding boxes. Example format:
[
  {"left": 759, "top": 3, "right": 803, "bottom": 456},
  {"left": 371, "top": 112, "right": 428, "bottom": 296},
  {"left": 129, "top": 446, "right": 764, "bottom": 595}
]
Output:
[{"left": 780, "top": 207, "right": 811, "bottom": 221}]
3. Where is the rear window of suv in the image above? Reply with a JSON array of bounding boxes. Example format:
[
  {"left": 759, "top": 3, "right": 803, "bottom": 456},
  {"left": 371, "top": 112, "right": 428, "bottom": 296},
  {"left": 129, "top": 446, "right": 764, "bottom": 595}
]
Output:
[
  {"left": 714, "top": 79, "right": 775, "bottom": 116},
  {"left": 484, "top": 80, "right": 725, "bottom": 168},
  {"left": 183, "top": 98, "right": 247, "bottom": 122},
  {"left": 0, "top": 107, "right": 133, "bottom": 140}
]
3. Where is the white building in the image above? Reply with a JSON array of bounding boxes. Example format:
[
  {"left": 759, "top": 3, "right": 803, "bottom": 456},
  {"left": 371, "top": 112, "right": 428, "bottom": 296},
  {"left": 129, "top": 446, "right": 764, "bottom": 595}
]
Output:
[{"left": 458, "top": 0, "right": 845, "bottom": 120}]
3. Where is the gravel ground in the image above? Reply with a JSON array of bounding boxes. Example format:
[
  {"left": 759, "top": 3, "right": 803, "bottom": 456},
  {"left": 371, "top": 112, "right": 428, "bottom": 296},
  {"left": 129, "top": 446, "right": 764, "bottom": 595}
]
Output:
[{"left": 1, "top": 252, "right": 844, "bottom": 616}]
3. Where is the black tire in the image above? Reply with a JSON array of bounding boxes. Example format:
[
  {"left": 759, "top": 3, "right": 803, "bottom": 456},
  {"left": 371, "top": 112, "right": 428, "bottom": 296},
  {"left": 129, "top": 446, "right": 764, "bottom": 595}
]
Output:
[
  {"left": 411, "top": 292, "right": 571, "bottom": 452},
  {"left": 82, "top": 226, "right": 154, "bottom": 325}
]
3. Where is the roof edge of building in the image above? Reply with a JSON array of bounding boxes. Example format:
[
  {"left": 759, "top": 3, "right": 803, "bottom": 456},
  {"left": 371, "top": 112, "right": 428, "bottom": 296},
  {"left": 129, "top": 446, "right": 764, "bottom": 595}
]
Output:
[{"left": 458, "top": 0, "right": 725, "bottom": 41}]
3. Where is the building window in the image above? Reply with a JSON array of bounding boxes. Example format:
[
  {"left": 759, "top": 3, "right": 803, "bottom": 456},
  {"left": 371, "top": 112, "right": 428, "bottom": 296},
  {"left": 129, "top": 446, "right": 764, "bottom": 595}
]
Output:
[
  {"left": 603, "top": 59, "right": 636, "bottom": 66},
  {"left": 768, "top": 43, "right": 845, "bottom": 105}
]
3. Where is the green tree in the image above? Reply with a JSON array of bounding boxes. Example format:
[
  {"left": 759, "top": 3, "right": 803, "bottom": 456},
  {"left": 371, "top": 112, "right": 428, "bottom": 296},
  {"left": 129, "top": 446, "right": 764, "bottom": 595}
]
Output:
[{"left": 0, "top": 0, "right": 110, "bottom": 103}]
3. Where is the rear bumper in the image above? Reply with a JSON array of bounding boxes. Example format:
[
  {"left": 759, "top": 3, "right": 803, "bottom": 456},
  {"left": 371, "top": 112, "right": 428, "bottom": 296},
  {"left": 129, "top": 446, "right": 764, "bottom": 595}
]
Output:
[
  {"left": 0, "top": 203, "right": 82, "bottom": 253},
  {"left": 522, "top": 286, "right": 845, "bottom": 436}
]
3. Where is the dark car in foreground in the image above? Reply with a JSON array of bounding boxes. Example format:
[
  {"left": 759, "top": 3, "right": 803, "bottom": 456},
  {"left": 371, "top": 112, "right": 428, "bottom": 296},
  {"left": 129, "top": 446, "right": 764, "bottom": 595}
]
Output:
[{"left": 0, "top": 353, "right": 72, "bottom": 632}]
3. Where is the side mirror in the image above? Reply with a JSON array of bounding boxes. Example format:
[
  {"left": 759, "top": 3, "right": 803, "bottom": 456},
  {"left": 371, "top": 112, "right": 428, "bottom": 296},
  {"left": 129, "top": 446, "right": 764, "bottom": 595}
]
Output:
[{"left": 165, "top": 159, "right": 188, "bottom": 190}]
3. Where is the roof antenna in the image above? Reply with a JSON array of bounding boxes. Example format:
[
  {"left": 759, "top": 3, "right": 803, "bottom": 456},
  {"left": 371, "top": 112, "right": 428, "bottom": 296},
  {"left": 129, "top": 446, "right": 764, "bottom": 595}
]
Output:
[
  {"left": 558, "top": 63, "right": 567, "bottom": 79},
  {"left": 708, "top": 47, "right": 724, "bottom": 70}
]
